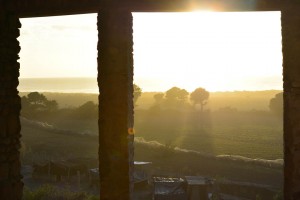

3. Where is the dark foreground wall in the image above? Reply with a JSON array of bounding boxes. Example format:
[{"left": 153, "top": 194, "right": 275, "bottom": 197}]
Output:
[
  {"left": 1, "top": 0, "right": 300, "bottom": 199},
  {"left": 0, "top": 3, "right": 23, "bottom": 200},
  {"left": 97, "top": 8, "right": 134, "bottom": 200},
  {"left": 282, "top": 2, "right": 300, "bottom": 200}
]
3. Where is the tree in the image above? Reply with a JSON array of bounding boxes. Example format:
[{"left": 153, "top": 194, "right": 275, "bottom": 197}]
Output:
[
  {"left": 165, "top": 87, "right": 189, "bottom": 108},
  {"left": 165, "top": 87, "right": 181, "bottom": 100},
  {"left": 27, "top": 92, "right": 47, "bottom": 108},
  {"left": 45, "top": 100, "right": 58, "bottom": 112},
  {"left": 165, "top": 87, "right": 189, "bottom": 102},
  {"left": 190, "top": 87, "right": 210, "bottom": 112},
  {"left": 153, "top": 93, "right": 164, "bottom": 104},
  {"left": 269, "top": 92, "right": 283, "bottom": 116},
  {"left": 73, "top": 101, "right": 98, "bottom": 119},
  {"left": 21, "top": 92, "right": 58, "bottom": 113},
  {"left": 134, "top": 84, "right": 142, "bottom": 104},
  {"left": 177, "top": 89, "right": 189, "bottom": 102},
  {"left": 21, "top": 96, "right": 30, "bottom": 109}
]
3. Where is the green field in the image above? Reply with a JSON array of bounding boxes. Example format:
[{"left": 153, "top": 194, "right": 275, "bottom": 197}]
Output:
[
  {"left": 20, "top": 90, "right": 283, "bottom": 186},
  {"left": 21, "top": 120, "right": 283, "bottom": 188},
  {"left": 135, "top": 108, "right": 283, "bottom": 160},
  {"left": 20, "top": 90, "right": 283, "bottom": 160}
]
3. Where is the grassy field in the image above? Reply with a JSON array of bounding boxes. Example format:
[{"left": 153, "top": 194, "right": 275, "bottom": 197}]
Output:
[
  {"left": 135, "top": 109, "right": 283, "bottom": 160},
  {"left": 136, "top": 126, "right": 283, "bottom": 160},
  {"left": 21, "top": 121, "right": 282, "bottom": 189},
  {"left": 20, "top": 90, "right": 283, "bottom": 160},
  {"left": 19, "top": 90, "right": 284, "bottom": 199},
  {"left": 36, "top": 111, "right": 282, "bottom": 160},
  {"left": 21, "top": 125, "right": 98, "bottom": 164}
]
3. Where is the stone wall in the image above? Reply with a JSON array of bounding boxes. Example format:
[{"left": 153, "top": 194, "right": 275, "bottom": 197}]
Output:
[
  {"left": 97, "top": 8, "right": 134, "bottom": 200},
  {"left": 282, "top": 2, "right": 300, "bottom": 199},
  {"left": 0, "top": 3, "right": 23, "bottom": 200}
]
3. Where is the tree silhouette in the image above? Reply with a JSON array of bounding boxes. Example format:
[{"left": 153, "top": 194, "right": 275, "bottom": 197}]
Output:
[
  {"left": 190, "top": 87, "right": 210, "bottom": 112},
  {"left": 165, "top": 87, "right": 189, "bottom": 101},
  {"left": 177, "top": 89, "right": 189, "bottom": 102},
  {"left": 134, "top": 84, "right": 142, "bottom": 104},
  {"left": 165, "top": 87, "right": 189, "bottom": 108},
  {"left": 21, "top": 92, "right": 58, "bottom": 113},
  {"left": 45, "top": 100, "right": 58, "bottom": 112},
  {"left": 165, "top": 87, "right": 181, "bottom": 100},
  {"left": 153, "top": 93, "right": 164, "bottom": 104},
  {"left": 27, "top": 92, "right": 47, "bottom": 107},
  {"left": 269, "top": 92, "right": 283, "bottom": 117},
  {"left": 74, "top": 101, "right": 98, "bottom": 119}
]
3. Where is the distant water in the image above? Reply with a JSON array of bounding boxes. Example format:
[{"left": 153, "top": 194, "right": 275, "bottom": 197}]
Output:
[{"left": 18, "top": 78, "right": 98, "bottom": 93}]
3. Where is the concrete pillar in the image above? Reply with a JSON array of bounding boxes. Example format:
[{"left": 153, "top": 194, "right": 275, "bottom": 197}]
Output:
[
  {"left": 282, "top": 3, "right": 300, "bottom": 199},
  {"left": 97, "top": 8, "right": 134, "bottom": 200},
  {"left": 0, "top": 2, "right": 23, "bottom": 200}
]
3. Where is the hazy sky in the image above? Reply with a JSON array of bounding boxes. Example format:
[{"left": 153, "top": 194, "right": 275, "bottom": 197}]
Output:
[{"left": 19, "top": 11, "right": 282, "bottom": 92}]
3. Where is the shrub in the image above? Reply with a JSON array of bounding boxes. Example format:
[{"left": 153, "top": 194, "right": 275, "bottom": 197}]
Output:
[{"left": 23, "top": 184, "right": 99, "bottom": 200}]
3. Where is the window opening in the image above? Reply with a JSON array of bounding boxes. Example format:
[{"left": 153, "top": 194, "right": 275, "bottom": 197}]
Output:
[
  {"left": 133, "top": 11, "right": 283, "bottom": 200},
  {"left": 18, "top": 14, "right": 100, "bottom": 198}
]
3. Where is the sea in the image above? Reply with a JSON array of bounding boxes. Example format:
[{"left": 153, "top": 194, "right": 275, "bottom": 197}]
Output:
[{"left": 18, "top": 78, "right": 99, "bottom": 93}]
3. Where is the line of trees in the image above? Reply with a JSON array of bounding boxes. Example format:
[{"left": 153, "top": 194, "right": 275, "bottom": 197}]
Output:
[
  {"left": 21, "top": 86, "right": 283, "bottom": 120},
  {"left": 21, "top": 84, "right": 143, "bottom": 120},
  {"left": 152, "top": 86, "right": 210, "bottom": 111},
  {"left": 151, "top": 87, "right": 283, "bottom": 116},
  {"left": 269, "top": 92, "right": 283, "bottom": 117}
]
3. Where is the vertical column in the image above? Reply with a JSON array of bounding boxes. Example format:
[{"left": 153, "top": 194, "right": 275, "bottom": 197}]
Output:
[
  {"left": 97, "top": 8, "right": 134, "bottom": 200},
  {"left": 0, "top": 3, "right": 23, "bottom": 200},
  {"left": 282, "top": 3, "right": 300, "bottom": 199}
]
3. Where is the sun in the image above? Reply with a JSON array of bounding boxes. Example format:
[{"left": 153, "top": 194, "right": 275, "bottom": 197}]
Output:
[{"left": 191, "top": 9, "right": 214, "bottom": 13}]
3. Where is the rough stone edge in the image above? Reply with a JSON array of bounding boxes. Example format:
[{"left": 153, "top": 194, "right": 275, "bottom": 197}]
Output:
[
  {"left": 97, "top": 8, "right": 134, "bottom": 200},
  {"left": 282, "top": 3, "right": 300, "bottom": 200},
  {"left": 0, "top": 2, "right": 23, "bottom": 200}
]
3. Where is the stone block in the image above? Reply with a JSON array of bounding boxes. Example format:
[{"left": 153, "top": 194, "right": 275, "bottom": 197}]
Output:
[
  {"left": 0, "top": 154, "right": 7, "bottom": 162},
  {"left": 9, "top": 160, "right": 20, "bottom": 177},
  {"left": 8, "top": 150, "right": 19, "bottom": 162},
  {"left": 0, "top": 116, "right": 7, "bottom": 137},
  {"left": 6, "top": 114, "right": 20, "bottom": 136},
  {"left": 0, "top": 163, "right": 9, "bottom": 181}
]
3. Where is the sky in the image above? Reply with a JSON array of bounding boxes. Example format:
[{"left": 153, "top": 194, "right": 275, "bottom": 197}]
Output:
[{"left": 19, "top": 11, "right": 282, "bottom": 92}]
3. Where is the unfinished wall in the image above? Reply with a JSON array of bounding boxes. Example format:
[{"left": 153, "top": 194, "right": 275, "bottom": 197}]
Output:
[
  {"left": 0, "top": 0, "right": 299, "bottom": 199},
  {"left": 97, "top": 8, "right": 134, "bottom": 200},
  {"left": 282, "top": 3, "right": 300, "bottom": 200},
  {"left": 0, "top": 3, "right": 23, "bottom": 200}
]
